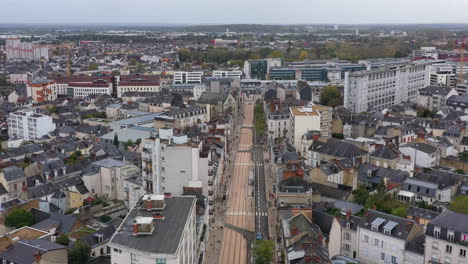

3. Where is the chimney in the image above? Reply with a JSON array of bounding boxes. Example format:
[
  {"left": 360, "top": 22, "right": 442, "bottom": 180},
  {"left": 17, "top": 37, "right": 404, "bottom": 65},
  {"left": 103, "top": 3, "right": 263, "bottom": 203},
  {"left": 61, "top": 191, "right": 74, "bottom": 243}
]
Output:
[
  {"left": 146, "top": 197, "right": 152, "bottom": 211},
  {"left": 164, "top": 192, "right": 172, "bottom": 198},
  {"left": 346, "top": 210, "right": 351, "bottom": 220},
  {"left": 33, "top": 251, "right": 42, "bottom": 262},
  {"left": 133, "top": 223, "right": 138, "bottom": 236}
]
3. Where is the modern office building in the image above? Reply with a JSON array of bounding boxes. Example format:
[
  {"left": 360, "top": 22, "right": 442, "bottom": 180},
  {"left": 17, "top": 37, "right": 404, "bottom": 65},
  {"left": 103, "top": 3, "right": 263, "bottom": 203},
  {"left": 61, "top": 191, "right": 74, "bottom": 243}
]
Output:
[
  {"left": 344, "top": 62, "right": 431, "bottom": 113},
  {"left": 67, "top": 80, "right": 113, "bottom": 99},
  {"left": 8, "top": 108, "right": 56, "bottom": 140},
  {"left": 109, "top": 195, "right": 198, "bottom": 264},
  {"left": 212, "top": 70, "right": 242, "bottom": 79},
  {"left": 173, "top": 71, "right": 203, "bottom": 84},
  {"left": 243, "top": 58, "right": 281, "bottom": 80}
]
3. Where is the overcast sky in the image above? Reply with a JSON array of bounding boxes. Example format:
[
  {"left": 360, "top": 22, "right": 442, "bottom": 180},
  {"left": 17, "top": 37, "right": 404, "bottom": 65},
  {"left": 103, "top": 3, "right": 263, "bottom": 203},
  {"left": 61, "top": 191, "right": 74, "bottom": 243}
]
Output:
[{"left": 2, "top": 0, "right": 468, "bottom": 24}]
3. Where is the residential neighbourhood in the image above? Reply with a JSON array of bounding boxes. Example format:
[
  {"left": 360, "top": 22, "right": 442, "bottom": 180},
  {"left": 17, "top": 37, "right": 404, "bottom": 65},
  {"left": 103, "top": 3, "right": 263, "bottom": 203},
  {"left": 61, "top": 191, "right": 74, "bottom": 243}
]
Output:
[{"left": 1, "top": 4, "right": 468, "bottom": 264}]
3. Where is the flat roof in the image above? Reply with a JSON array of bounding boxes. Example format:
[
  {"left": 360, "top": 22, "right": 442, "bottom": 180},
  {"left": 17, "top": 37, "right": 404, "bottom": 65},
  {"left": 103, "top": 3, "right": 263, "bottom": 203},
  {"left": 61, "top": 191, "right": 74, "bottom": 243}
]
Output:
[{"left": 109, "top": 196, "right": 196, "bottom": 255}]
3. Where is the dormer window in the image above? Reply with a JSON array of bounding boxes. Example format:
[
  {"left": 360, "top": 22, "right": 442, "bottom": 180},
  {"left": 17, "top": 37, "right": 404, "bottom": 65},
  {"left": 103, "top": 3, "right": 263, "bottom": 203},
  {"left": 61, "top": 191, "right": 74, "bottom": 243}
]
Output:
[
  {"left": 384, "top": 229, "right": 391, "bottom": 235},
  {"left": 372, "top": 225, "right": 379, "bottom": 232},
  {"left": 346, "top": 223, "right": 351, "bottom": 229},
  {"left": 434, "top": 226, "right": 441, "bottom": 238},
  {"left": 448, "top": 230, "right": 454, "bottom": 241}
]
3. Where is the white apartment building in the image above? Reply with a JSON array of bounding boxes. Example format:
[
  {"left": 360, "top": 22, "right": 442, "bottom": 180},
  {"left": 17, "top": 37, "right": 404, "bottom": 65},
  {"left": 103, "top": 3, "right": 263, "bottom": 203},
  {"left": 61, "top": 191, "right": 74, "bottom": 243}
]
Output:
[
  {"left": 288, "top": 103, "right": 332, "bottom": 152},
  {"left": 266, "top": 104, "right": 290, "bottom": 143},
  {"left": 109, "top": 195, "right": 197, "bottom": 264},
  {"left": 67, "top": 80, "right": 113, "bottom": 99},
  {"left": 82, "top": 158, "right": 141, "bottom": 201},
  {"left": 344, "top": 62, "right": 431, "bottom": 113},
  {"left": 357, "top": 210, "right": 423, "bottom": 264},
  {"left": 142, "top": 128, "right": 211, "bottom": 197},
  {"left": 212, "top": 70, "right": 243, "bottom": 79},
  {"left": 5, "top": 38, "right": 49, "bottom": 61},
  {"left": 173, "top": 71, "right": 203, "bottom": 84},
  {"left": 424, "top": 210, "right": 468, "bottom": 264},
  {"left": 8, "top": 108, "right": 55, "bottom": 140}
]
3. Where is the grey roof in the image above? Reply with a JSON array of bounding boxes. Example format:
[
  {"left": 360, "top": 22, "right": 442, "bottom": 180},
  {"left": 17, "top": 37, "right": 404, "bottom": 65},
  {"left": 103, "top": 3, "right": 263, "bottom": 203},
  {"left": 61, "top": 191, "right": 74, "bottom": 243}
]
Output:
[
  {"left": 406, "top": 234, "right": 425, "bottom": 255},
  {"left": 26, "top": 182, "right": 59, "bottom": 199},
  {"left": 309, "top": 139, "right": 367, "bottom": 158},
  {"left": 426, "top": 210, "right": 468, "bottom": 243},
  {"left": 401, "top": 142, "right": 437, "bottom": 154},
  {"left": 337, "top": 215, "right": 362, "bottom": 231},
  {"left": 370, "top": 145, "right": 400, "bottom": 160},
  {"left": 80, "top": 223, "right": 120, "bottom": 248},
  {"left": 2, "top": 166, "right": 26, "bottom": 182},
  {"left": 419, "top": 85, "right": 454, "bottom": 96},
  {"left": 333, "top": 200, "right": 363, "bottom": 215},
  {"left": 110, "top": 196, "right": 196, "bottom": 254},
  {"left": 311, "top": 209, "right": 334, "bottom": 235},
  {"left": 0, "top": 239, "right": 66, "bottom": 264},
  {"left": 406, "top": 206, "right": 440, "bottom": 220},
  {"left": 49, "top": 213, "right": 80, "bottom": 234},
  {"left": 197, "top": 92, "right": 229, "bottom": 105},
  {"left": 358, "top": 164, "right": 408, "bottom": 184},
  {"left": 359, "top": 209, "right": 417, "bottom": 241},
  {"left": 91, "top": 158, "right": 127, "bottom": 168},
  {"left": 31, "top": 218, "right": 61, "bottom": 232}
]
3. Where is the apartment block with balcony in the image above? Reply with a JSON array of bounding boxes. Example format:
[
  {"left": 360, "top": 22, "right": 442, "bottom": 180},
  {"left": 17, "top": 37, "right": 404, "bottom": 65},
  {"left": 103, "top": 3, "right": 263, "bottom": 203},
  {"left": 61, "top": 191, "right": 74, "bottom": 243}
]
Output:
[{"left": 8, "top": 108, "right": 56, "bottom": 141}]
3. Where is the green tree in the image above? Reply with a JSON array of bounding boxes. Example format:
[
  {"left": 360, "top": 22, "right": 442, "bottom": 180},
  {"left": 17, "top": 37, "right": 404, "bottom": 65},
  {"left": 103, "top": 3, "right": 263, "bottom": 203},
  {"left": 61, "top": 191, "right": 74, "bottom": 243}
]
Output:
[
  {"left": 87, "top": 63, "right": 99, "bottom": 71},
  {"left": 298, "top": 50, "right": 309, "bottom": 60},
  {"left": 68, "top": 240, "right": 91, "bottom": 264},
  {"left": 449, "top": 195, "right": 468, "bottom": 214},
  {"left": 111, "top": 70, "right": 121, "bottom": 76},
  {"left": 252, "top": 239, "right": 275, "bottom": 264},
  {"left": 459, "top": 151, "right": 468, "bottom": 162},
  {"left": 125, "top": 140, "right": 134, "bottom": 148},
  {"left": 136, "top": 63, "right": 145, "bottom": 74},
  {"left": 113, "top": 133, "right": 119, "bottom": 148},
  {"left": 56, "top": 234, "right": 70, "bottom": 246},
  {"left": 5, "top": 209, "right": 34, "bottom": 228},
  {"left": 352, "top": 185, "right": 369, "bottom": 205},
  {"left": 455, "top": 169, "right": 465, "bottom": 174},
  {"left": 391, "top": 207, "right": 407, "bottom": 218},
  {"left": 376, "top": 179, "right": 387, "bottom": 194},
  {"left": 320, "top": 85, "right": 342, "bottom": 107},
  {"left": 249, "top": 53, "right": 261, "bottom": 60},
  {"left": 229, "top": 59, "right": 244, "bottom": 67},
  {"left": 269, "top": 50, "right": 283, "bottom": 58}
]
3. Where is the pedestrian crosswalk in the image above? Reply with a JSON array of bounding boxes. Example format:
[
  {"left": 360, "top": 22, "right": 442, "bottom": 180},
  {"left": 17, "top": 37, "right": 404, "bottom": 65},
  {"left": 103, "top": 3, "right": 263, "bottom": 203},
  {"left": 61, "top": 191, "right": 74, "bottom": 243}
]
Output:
[{"left": 225, "top": 211, "right": 268, "bottom": 216}]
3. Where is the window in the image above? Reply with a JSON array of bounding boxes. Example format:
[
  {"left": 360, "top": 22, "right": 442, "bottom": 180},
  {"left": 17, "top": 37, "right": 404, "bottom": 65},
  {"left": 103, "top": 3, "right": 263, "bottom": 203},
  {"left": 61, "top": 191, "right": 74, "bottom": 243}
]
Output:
[
  {"left": 434, "top": 227, "right": 441, "bottom": 238},
  {"left": 364, "top": 235, "right": 369, "bottom": 243},
  {"left": 433, "top": 241, "right": 439, "bottom": 250},
  {"left": 156, "top": 259, "right": 166, "bottom": 264},
  {"left": 344, "top": 244, "right": 350, "bottom": 251},
  {"left": 384, "top": 229, "right": 391, "bottom": 235},
  {"left": 345, "top": 232, "right": 351, "bottom": 241},
  {"left": 446, "top": 245, "right": 452, "bottom": 253},
  {"left": 14, "top": 184, "right": 17, "bottom": 191},
  {"left": 374, "top": 238, "right": 379, "bottom": 246},
  {"left": 113, "top": 248, "right": 121, "bottom": 253},
  {"left": 381, "top": 240, "right": 384, "bottom": 248},
  {"left": 460, "top": 249, "right": 466, "bottom": 257},
  {"left": 391, "top": 256, "right": 397, "bottom": 264},
  {"left": 448, "top": 231, "right": 454, "bottom": 242},
  {"left": 381, "top": 252, "right": 385, "bottom": 261}
]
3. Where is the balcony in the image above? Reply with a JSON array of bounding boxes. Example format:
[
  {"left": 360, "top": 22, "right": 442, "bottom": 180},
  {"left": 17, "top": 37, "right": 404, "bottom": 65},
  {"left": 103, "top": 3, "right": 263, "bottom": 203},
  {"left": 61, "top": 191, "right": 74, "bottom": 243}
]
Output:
[
  {"left": 208, "top": 180, "right": 214, "bottom": 186},
  {"left": 208, "top": 190, "right": 214, "bottom": 196}
]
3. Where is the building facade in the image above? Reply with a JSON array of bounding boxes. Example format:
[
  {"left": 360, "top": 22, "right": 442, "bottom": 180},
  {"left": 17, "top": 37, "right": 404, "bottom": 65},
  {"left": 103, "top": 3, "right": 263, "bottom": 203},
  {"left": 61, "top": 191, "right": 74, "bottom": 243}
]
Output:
[
  {"left": 8, "top": 108, "right": 56, "bottom": 140},
  {"left": 173, "top": 71, "right": 203, "bottom": 84},
  {"left": 344, "top": 62, "right": 430, "bottom": 113}
]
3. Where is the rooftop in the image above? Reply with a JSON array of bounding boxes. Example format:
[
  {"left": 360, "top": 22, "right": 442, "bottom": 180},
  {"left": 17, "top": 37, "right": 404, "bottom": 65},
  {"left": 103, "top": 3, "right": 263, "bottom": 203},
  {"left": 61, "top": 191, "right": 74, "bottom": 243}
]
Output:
[{"left": 109, "top": 196, "right": 196, "bottom": 255}]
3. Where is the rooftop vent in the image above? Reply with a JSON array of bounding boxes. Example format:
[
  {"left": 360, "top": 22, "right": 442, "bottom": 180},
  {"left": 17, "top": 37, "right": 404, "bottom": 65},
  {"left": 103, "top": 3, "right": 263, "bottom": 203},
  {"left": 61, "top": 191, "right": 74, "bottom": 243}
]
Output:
[
  {"left": 142, "top": 194, "right": 166, "bottom": 211},
  {"left": 132, "top": 216, "right": 154, "bottom": 236}
]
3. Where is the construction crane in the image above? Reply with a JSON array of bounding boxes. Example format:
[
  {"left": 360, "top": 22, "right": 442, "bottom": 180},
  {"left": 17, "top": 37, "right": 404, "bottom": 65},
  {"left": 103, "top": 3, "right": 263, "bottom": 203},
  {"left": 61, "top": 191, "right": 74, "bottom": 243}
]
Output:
[
  {"left": 50, "top": 42, "right": 73, "bottom": 76},
  {"left": 454, "top": 36, "right": 467, "bottom": 84}
]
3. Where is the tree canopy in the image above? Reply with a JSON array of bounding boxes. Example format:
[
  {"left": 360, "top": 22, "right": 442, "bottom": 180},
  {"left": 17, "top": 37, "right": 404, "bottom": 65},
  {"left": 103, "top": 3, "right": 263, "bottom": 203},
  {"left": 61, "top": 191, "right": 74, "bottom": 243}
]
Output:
[
  {"left": 320, "top": 85, "right": 342, "bottom": 107},
  {"left": 56, "top": 234, "right": 70, "bottom": 246},
  {"left": 68, "top": 240, "right": 91, "bottom": 264},
  {"left": 252, "top": 239, "right": 275, "bottom": 264},
  {"left": 5, "top": 209, "right": 34, "bottom": 229}
]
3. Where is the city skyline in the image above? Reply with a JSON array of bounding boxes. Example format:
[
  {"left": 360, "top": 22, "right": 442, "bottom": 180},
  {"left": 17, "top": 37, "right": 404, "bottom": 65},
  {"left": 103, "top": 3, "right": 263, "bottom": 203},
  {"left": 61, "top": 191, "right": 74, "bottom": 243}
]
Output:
[{"left": 2, "top": 0, "right": 468, "bottom": 24}]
